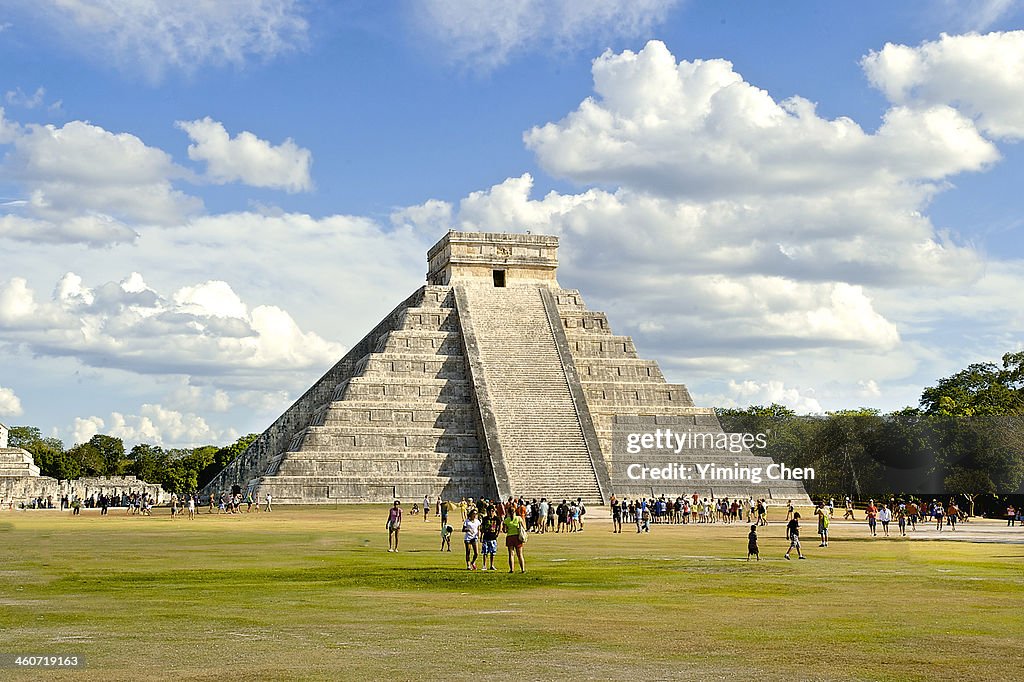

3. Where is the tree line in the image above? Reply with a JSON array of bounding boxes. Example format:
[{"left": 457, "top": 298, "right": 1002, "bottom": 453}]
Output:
[
  {"left": 717, "top": 351, "right": 1024, "bottom": 508},
  {"left": 6, "top": 428, "right": 257, "bottom": 496}
]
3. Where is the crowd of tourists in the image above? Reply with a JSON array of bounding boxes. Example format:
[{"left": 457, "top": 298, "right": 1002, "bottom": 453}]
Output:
[
  {"left": 414, "top": 495, "right": 589, "bottom": 534},
  {"left": 388, "top": 495, "right": 564, "bottom": 573},
  {"left": 856, "top": 497, "right": 968, "bottom": 536},
  {"left": 606, "top": 494, "right": 776, "bottom": 533},
  {"left": 2, "top": 488, "right": 278, "bottom": 517},
  {"left": 5, "top": 491, "right": 161, "bottom": 513}
]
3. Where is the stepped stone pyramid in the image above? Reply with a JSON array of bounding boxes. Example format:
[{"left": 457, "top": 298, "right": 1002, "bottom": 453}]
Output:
[{"left": 202, "top": 231, "right": 810, "bottom": 505}]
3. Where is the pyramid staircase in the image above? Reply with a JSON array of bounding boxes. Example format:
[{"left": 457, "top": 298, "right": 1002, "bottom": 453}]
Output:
[{"left": 456, "top": 285, "right": 606, "bottom": 504}]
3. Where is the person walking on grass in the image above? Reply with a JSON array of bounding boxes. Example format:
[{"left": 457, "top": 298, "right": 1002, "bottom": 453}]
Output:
[
  {"left": 843, "top": 496, "right": 855, "bottom": 520},
  {"left": 188, "top": 494, "right": 195, "bottom": 520},
  {"left": 946, "top": 500, "right": 959, "bottom": 531},
  {"left": 424, "top": 494, "right": 430, "bottom": 521},
  {"left": 878, "top": 504, "right": 891, "bottom": 537},
  {"left": 785, "top": 512, "right": 806, "bottom": 560},
  {"left": 480, "top": 506, "right": 500, "bottom": 570},
  {"left": 933, "top": 501, "right": 944, "bottom": 531},
  {"left": 815, "top": 501, "right": 830, "bottom": 547},
  {"left": 747, "top": 524, "right": 760, "bottom": 561},
  {"left": 503, "top": 508, "right": 527, "bottom": 573},
  {"left": 756, "top": 499, "right": 768, "bottom": 526},
  {"left": 640, "top": 502, "right": 652, "bottom": 533},
  {"left": 463, "top": 508, "right": 481, "bottom": 571},
  {"left": 265, "top": 492, "right": 273, "bottom": 513},
  {"left": 865, "top": 499, "right": 878, "bottom": 537},
  {"left": 386, "top": 500, "right": 403, "bottom": 552}
]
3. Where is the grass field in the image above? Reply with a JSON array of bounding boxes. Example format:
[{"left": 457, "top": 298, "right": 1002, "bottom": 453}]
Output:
[{"left": 0, "top": 506, "right": 1022, "bottom": 681}]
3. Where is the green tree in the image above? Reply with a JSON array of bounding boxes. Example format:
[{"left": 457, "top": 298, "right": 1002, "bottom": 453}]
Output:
[
  {"left": 67, "top": 442, "right": 104, "bottom": 476},
  {"left": 34, "top": 441, "right": 79, "bottom": 480},
  {"left": 126, "top": 443, "right": 167, "bottom": 484},
  {"left": 800, "top": 409, "right": 887, "bottom": 499},
  {"left": 7, "top": 426, "right": 43, "bottom": 449},
  {"left": 932, "top": 415, "right": 1024, "bottom": 496},
  {"left": 921, "top": 352, "right": 1024, "bottom": 416},
  {"left": 87, "top": 434, "right": 126, "bottom": 476}
]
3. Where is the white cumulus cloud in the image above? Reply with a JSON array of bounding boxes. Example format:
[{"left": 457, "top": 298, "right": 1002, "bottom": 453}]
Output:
[
  {"left": 102, "top": 404, "right": 232, "bottom": 447},
  {"left": 0, "top": 112, "right": 201, "bottom": 244},
  {"left": 0, "top": 272, "right": 344, "bottom": 388},
  {"left": 0, "top": 385, "right": 24, "bottom": 417},
  {"left": 525, "top": 40, "right": 998, "bottom": 196},
  {"left": 72, "top": 415, "right": 104, "bottom": 444},
  {"left": 177, "top": 117, "right": 313, "bottom": 192},
  {"left": 863, "top": 30, "right": 1024, "bottom": 139}
]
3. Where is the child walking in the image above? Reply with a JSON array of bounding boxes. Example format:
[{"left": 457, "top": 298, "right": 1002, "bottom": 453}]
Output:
[{"left": 747, "top": 524, "right": 760, "bottom": 561}]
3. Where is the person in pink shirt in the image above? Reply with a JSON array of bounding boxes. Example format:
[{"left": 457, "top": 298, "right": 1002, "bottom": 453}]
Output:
[{"left": 386, "top": 500, "right": 403, "bottom": 552}]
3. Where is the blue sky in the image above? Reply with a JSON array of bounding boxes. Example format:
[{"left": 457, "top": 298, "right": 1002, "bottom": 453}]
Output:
[{"left": 1, "top": 1, "right": 1022, "bottom": 447}]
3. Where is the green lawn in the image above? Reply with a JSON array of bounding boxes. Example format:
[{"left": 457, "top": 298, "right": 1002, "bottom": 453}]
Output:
[{"left": 0, "top": 506, "right": 1021, "bottom": 681}]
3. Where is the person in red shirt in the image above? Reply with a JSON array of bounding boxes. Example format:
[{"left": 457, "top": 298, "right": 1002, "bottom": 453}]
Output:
[{"left": 865, "top": 499, "right": 878, "bottom": 537}]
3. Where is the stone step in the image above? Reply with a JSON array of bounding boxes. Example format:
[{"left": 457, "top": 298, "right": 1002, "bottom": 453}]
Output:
[
  {"left": 259, "top": 473, "right": 488, "bottom": 504},
  {"left": 277, "top": 457, "right": 486, "bottom": 476},
  {"left": 302, "top": 431, "right": 480, "bottom": 451},
  {"left": 376, "top": 330, "right": 462, "bottom": 355},
  {"left": 339, "top": 377, "right": 472, "bottom": 403},
  {"left": 556, "top": 310, "right": 612, "bottom": 334},
  {"left": 398, "top": 306, "right": 459, "bottom": 332},
  {"left": 564, "top": 334, "right": 640, "bottom": 358},
  {"left": 356, "top": 353, "right": 467, "bottom": 380}
]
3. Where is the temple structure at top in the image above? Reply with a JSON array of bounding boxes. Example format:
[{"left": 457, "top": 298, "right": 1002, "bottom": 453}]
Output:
[{"left": 202, "top": 231, "right": 810, "bottom": 505}]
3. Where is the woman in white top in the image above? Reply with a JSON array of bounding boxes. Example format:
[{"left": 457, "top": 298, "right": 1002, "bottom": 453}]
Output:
[
  {"left": 878, "top": 505, "right": 892, "bottom": 537},
  {"left": 463, "top": 509, "right": 481, "bottom": 571}
]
